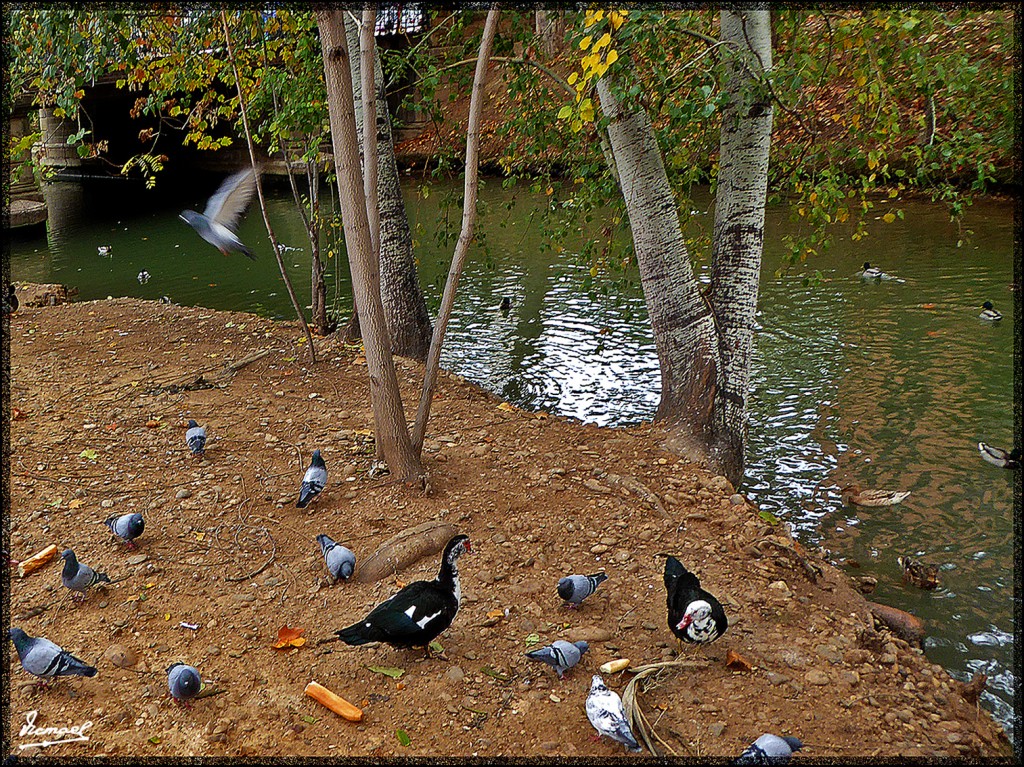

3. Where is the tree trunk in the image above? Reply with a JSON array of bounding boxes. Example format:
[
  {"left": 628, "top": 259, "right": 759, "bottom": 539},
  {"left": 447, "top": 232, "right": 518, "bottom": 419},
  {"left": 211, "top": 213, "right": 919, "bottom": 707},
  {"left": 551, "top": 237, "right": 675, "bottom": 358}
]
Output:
[
  {"left": 707, "top": 8, "right": 774, "bottom": 483},
  {"left": 535, "top": 10, "right": 563, "bottom": 59},
  {"left": 412, "top": 7, "right": 500, "bottom": 453},
  {"left": 317, "top": 9, "right": 422, "bottom": 479},
  {"left": 346, "top": 11, "right": 433, "bottom": 360},
  {"left": 596, "top": 77, "right": 724, "bottom": 468}
]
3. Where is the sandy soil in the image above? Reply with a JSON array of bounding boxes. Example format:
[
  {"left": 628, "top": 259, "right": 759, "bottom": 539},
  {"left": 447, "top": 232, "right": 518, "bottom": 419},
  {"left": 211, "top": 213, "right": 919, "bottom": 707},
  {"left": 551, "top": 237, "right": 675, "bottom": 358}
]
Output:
[{"left": 4, "top": 293, "right": 1014, "bottom": 759}]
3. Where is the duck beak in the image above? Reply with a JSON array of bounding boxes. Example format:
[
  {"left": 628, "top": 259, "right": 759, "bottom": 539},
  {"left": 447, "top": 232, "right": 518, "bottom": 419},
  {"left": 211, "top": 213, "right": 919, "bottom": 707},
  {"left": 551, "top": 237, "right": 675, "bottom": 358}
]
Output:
[{"left": 676, "top": 615, "right": 692, "bottom": 631}]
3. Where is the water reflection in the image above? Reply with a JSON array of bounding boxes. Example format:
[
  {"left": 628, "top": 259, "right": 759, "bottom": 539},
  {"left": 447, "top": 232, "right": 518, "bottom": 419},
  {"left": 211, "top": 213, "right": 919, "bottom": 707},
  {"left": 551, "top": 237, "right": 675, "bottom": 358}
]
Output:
[{"left": 8, "top": 178, "right": 1017, "bottom": 746}]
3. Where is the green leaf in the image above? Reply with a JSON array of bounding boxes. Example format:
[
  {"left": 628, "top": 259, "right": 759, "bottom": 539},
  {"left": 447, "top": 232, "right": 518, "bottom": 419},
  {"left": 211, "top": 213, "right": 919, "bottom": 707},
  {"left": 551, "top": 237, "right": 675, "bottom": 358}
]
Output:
[
  {"left": 524, "top": 633, "right": 540, "bottom": 646},
  {"left": 556, "top": 105, "right": 572, "bottom": 120},
  {"left": 480, "top": 666, "right": 510, "bottom": 682},
  {"left": 428, "top": 640, "right": 444, "bottom": 654},
  {"left": 367, "top": 666, "right": 405, "bottom": 679},
  {"left": 79, "top": 448, "right": 98, "bottom": 461},
  {"left": 395, "top": 728, "right": 411, "bottom": 747},
  {"left": 758, "top": 509, "right": 780, "bottom": 525},
  {"left": 148, "top": 736, "right": 161, "bottom": 744},
  {"left": 301, "top": 714, "right": 318, "bottom": 724}
]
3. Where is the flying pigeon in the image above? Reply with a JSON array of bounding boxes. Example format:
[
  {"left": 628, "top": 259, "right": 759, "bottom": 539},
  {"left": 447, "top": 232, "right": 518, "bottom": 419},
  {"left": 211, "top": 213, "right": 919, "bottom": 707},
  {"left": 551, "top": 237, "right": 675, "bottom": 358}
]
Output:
[
  {"left": 297, "top": 449, "right": 327, "bottom": 508},
  {"left": 664, "top": 555, "right": 728, "bottom": 647},
  {"left": 167, "top": 662, "right": 203, "bottom": 706},
  {"left": 137, "top": 270, "right": 151, "bottom": 284},
  {"left": 525, "top": 639, "right": 589, "bottom": 679},
  {"left": 317, "top": 533, "right": 356, "bottom": 582},
  {"left": 105, "top": 512, "right": 145, "bottom": 549},
  {"left": 180, "top": 167, "right": 259, "bottom": 260},
  {"left": 185, "top": 419, "right": 207, "bottom": 457},
  {"left": 9, "top": 627, "right": 97, "bottom": 685},
  {"left": 61, "top": 549, "right": 112, "bottom": 601},
  {"left": 336, "top": 535, "right": 471, "bottom": 651},
  {"left": 557, "top": 572, "right": 607, "bottom": 609},
  {"left": 735, "top": 733, "right": 803, "bottom": 764},
  {"left": 585, "top": 674, "right": 641, "bottom": 752}
]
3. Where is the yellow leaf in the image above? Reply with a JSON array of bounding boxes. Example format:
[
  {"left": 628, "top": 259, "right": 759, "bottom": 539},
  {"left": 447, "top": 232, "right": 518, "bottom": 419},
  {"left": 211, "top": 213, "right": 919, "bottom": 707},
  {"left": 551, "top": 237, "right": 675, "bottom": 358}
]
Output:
[
  {"left": 580, "top": 99, "right": 595, "bottom": 122},
  {"left": 855, "top": 73, "right": 867, "bottom": 87},
  {"left": 567, "top": 72, "right": 578, "bottom": 85},
  {"left": 486, "top": 608, "right": 505, "bottom": 619},
  {"left": 882, "top": 212, "right": 896, "bottom": 223},
  {"left": 68, "top": 499, "right": 84, "bottom": 509},
  {"left": 594, "top": 33, "right": 611, "bottom": 52},
  {"left": 497, "top": 402, "right": 515, "bottom": 412},
  {"left": 579, "top": 35, "right": 592, "bottom": 50},
  {"left": 165, "top": 613, "right": 171, "bottom": 621},
  {"left": 606, "top": 49, "right": 619, "bottom": 66},
  {"left": 194, "top": 531, "right": 205, "bottom": 541}
]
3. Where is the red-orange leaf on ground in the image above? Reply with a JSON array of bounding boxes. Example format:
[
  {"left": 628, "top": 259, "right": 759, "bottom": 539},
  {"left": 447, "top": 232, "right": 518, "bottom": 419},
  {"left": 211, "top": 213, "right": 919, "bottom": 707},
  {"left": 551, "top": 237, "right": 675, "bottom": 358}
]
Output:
[
  {"left": 273, "top": 625, "right": 306, "bottom": 649},
  {"left": 12, "top": 407, "right": 28, "bottom": 420},
  {"left": 726, "top": 649, "right": 753, "bottom": 672}
]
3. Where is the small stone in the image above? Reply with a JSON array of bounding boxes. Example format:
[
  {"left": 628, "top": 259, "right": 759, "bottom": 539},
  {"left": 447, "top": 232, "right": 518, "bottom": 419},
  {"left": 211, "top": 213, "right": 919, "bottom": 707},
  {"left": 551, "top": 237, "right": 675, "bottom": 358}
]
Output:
[
  {"left": 806, "top": 670, "right": 830, "bottom": 686},
  {"left": 446, "top": 666, "right": 466, "bottom": 683},
  {"left": 127, "top": 554, "right": 148, "bottom": 566},
  {"left": 730, "top": 493, "right": 745, "bottom": 506},
  {"left": 708, "top": 722, "right": 726, "bottom": 737},
  {"left": 176, "top": 489, "right": 192, "bottom": 499},
  {"left": 103, "top": 644, "right": 138, "bottom": 668}
]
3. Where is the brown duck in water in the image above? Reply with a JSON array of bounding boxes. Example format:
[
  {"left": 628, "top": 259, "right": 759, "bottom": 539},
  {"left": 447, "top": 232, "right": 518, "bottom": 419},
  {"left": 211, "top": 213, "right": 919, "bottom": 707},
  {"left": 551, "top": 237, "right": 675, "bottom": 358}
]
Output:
[
  {"left": 841, "top": 485, "right": 911, "bottom": 507},
  {"left": 898, "top": 555, "right": 940, "bottom": 590}
]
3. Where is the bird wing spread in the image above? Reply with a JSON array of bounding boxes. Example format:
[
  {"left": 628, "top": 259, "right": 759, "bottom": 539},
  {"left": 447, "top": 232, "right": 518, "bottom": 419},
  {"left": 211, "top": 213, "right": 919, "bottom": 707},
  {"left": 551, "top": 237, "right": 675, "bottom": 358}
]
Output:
[{"left": 204, "top": 168, "right": 258, "bottom": 231}]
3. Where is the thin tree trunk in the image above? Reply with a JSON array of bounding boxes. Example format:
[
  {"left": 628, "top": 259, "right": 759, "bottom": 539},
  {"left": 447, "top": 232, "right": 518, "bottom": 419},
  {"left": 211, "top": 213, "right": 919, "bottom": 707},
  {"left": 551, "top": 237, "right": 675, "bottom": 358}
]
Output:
[
  {"left": 220, "top": 12, "right": 316, "bottom": 363},
  {"left": 317, "top": 8, "right": 421, "bottom": 479},
  {"left": 411, "top": 7, "right": 500, "bottom": 453},
  {"left": 707, "top": 8, "right": 774, "bottom": 483}
]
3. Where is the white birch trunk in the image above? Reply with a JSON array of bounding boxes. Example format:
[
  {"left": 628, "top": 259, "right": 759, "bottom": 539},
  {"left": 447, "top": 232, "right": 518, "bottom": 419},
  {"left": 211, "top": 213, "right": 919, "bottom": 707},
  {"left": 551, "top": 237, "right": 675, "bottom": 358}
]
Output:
[
  {"left": 709, "top": 9, "right": 774, "bottom": 483},
  {"left": 596, "top": 77, "right": 725, "bottom": 465}
]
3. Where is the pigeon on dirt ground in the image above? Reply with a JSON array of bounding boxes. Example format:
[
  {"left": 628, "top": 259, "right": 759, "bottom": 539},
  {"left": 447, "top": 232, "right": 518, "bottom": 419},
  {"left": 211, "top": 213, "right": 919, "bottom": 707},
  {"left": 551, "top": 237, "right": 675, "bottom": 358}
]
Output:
[
  {"left": 167, "top": 662, "right": 203, "bottom": 706},
  {"left": 297, "top": 449, "right": 327, "bottom": 508},
  {"left": 557, "top": 572, "right": 607, "bottom": 609},
  {"left": 735, "top": 733, "right": 803, "bottom": 763},
  {"left": 585, "top": 674, "right": 642, "bottom": 752},
  {"left": 525, "top": 639, "right": 589, "bottom": 679},
  {"left": 105, "top": 512, "right": 145, "bottom": 549},
  {"left": 179, "top": 167, "right": 259, "bottom": 260},
  {"left": 185, "top": 420, "right": 207, "bottom": 457},
  {"left": 61, "top": 549, "right": 111, "bottom": 601},
  {"left": 9, "top": 627, "right": 97, "bottom": 685},
  {"left": 317, "top": 533, "right": 355, "bottom": 582}
]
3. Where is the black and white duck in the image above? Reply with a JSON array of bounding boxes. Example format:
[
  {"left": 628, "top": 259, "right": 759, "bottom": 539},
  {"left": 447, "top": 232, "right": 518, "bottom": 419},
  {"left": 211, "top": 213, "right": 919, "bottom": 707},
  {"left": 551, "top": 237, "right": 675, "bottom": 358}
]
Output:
[
  {"left": 978, "top": 442, "right": 1020, "bottom": 469},
  {"left": 335, "top": 535, "right": 471, "bottom": 652},
  {"left": 978, "top": 301, "right": 1002, "bottom": 321},
  {"left": 858, "top": 261, "right": 886, "bottom": 280},
  {"left": 664, "top": 555, "right": 728, "bottom": 647}
]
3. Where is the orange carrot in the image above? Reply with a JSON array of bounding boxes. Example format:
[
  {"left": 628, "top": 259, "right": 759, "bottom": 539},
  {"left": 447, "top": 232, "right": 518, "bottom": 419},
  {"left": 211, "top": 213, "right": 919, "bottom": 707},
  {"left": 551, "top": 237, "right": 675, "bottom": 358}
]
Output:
[{"left": 304, "top": 681, "right": 363, "bottom": 721}]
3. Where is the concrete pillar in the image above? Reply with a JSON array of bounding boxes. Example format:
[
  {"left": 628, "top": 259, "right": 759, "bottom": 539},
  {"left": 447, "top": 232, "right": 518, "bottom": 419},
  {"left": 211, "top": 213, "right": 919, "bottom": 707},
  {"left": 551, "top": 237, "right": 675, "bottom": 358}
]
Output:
[{"left": 38, "top": 105, "right": 83, "bottom": 170}]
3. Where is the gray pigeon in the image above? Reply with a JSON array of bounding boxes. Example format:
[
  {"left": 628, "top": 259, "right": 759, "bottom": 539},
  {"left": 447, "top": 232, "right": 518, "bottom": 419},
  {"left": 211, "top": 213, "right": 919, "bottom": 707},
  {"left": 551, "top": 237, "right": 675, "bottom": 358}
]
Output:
[
  {"left": 185, "top": 419, "right": 207, "bottom": 457},
  {"left": 105, "top": 512, "right": 145, "bottom": 548},
  {"left": 297, "top": 449, "right": 327, "bottom": 508},
  {"left": 61, "top": 549, "right": 111, "bottom": 601},
  {"left": 525, "top": 639, "right": 589, "bottom": 679},
  {"left": 167, "top": 662, "right": 203, "bottom": 705},
  {"left": 179, "top": 167, "right": 258, "bottom": 260},
  {"left": 557, "top": 572, "right": 608, "bottom": 608},
  {"left": 585, "top": 674, "right": 641, "bottom": 752},
  {"left": 317, "top": 533, "right": 355, "bottom": 582},
  {"left": 735, "top": 733, "right": 803, "bottom": 764},
  {"left": 9, "top": 627, "right": 97, "bottom": 685}
]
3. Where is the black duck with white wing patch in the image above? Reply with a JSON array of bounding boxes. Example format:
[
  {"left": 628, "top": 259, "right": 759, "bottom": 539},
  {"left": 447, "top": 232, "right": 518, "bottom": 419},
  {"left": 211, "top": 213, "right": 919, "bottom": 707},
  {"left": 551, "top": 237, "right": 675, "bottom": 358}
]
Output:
[
  {"left": 335, "top": 535, "right": 471, "bottom": 649},
  {"left": 664, "top": 555, "right": 728, "bottom": 645}
]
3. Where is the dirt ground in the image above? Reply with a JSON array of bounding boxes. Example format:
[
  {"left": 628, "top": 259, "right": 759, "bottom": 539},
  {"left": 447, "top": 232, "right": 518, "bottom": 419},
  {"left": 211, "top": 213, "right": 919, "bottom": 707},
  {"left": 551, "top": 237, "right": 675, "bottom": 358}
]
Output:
[{"left": 3, "top": 292, "right": 1015, "bottom": 759}]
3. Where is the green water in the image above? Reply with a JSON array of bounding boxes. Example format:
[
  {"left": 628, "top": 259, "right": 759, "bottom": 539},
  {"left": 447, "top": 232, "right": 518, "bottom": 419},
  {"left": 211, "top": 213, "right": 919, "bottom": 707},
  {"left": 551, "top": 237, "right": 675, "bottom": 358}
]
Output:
[{"left": 7, "top": 174, "right": 1018, "bottom": 743}]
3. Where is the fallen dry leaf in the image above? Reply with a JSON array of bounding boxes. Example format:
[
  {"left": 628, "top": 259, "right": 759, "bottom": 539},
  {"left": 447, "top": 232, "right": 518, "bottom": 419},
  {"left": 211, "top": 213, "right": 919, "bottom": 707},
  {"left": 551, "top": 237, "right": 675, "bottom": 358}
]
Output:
[
  {"left": 486, "top": 608, "right": 505, "bottom": 619},
  {"left": 68, "top": 499, "right": 84, "bottom": 509},
  {"left": 12, "top": 407, "right": 28, "bottom": 420},
  {"left": 273, "top": 625, "right": 306, "bottom": 649},
  {"left": 726, "top": 649, "right": 753, "bottom": 672}
]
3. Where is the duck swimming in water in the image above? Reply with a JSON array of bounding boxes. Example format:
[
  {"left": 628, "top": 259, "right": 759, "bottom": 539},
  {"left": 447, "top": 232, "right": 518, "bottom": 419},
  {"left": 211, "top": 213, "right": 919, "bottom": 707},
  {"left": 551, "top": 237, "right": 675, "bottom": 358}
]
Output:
[{"left": 979, "top": 301, "right": 1002, "bottom": 321}]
